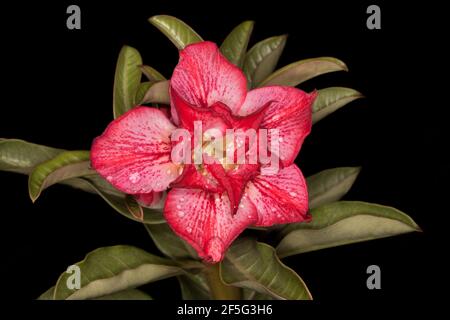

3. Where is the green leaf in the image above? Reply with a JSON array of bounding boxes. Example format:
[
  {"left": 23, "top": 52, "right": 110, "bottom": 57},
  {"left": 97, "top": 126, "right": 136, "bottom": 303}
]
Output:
[
  {"left": 134, "top": 81, "right": 153, "bottom": 105},
  {"left": 258, "top": 57, "right": 348, "bottom": 87},
  {"left": 307, "top": 167, "right": 361, "bottom": 209},
  {"left": 38, "top": 286, "right": 55, "bottom": 300},
  {"left": 313, "top": 87, "right": 364, "bottom": 124},
  {"left": 144, "top": 223, "right": 198, "bottom": 260},
  {"left": 38, "top": 286, "right": 152, "bottom": 300},
  {"left": 243, "top": 35, "right": 287, "bottom": 88},
  {"left": 277, "top": 201, "right": 421, "bottom": 258},
  {"left": 242, "top": 288, "right": 274, "bottom": 300},
  {"left": 0, "top": 139, "right": 126, "bottom": 199},
  {"left": 221, "top": 238, "right": 312, "bottom": 300},
  {"left": 93, "top": 289, "right": 152, "bottom": 300},
  {"left": 220, "top": 21, "right": 254, "bottom": 68},
  {"left": 178, "top": 273, "right": 211, "bottom": 300},
  {"left": 139, "top": 80, "right": 170, "bottom": 105},
  {"left": 80, "top": 177, "right": 165, "bottom": 224},
  {"left": 149, "top": 15, "right": 203, "bottom": 49},
  {"left": 113, "top": 45, "right": 143, "bottom": 118},
  {"left": 139, "top": 65, "right": 166, "bottom": 81},
  {"left": 28, "top": 151, "right": 93, "bottom": 202},
  {"left": 52, "top": 245, "right": 182, "bottom": 300},
  {"left": 0, "top": 139, "right": 62, "bottom": 174}
]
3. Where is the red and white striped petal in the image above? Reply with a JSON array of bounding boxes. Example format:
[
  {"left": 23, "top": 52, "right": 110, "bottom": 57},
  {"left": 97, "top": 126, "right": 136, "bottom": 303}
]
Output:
[
  {"left": 164, "top": 188, "right": 257, "bottom": 263},
  {"left": 91, "top": 107, "right": 181, "bottom": 194},
  {"left": 244, "top": 164, "right": 310, "bottom": 226},
  {"left": 239, "top": 86, "right": 316, "bottom": 166},
  {"left": 170, "top": 41, "right": 247, "bottom": 116}
]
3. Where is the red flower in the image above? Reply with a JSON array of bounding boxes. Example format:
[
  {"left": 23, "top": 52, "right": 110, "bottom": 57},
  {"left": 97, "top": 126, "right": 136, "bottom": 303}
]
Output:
[{"left": 91, "top": 42, "right": 316, "bottom": 263}]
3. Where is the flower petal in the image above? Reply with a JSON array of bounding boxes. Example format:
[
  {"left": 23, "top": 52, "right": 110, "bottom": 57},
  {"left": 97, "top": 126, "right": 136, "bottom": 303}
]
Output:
[
  {"left": 170, "top": 41, "right": 247, "bottom": 115},
  {"left": 244, "top": 164, "right": 310, "bottom": 226},
  {"left": 164, "top": 188, "right": 257, "bottom": 262},
  {"left": 91, "top": 107, "right": 181, "bottom": 194},
  {"left": 135, "top": 191, "right": 164, "bottom": 208},
  {"left": 239, "top": 86, "right": 316, "bottom": 166}
]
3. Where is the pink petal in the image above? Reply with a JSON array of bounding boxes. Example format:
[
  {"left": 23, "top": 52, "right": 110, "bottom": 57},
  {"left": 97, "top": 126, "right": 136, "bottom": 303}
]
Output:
[
  {"left": 134, "top": 191, "right": 164, "bottom": 208},
  {"left": 164, "top": 188, "right": 257, "bottom": 263},
  {"left": 171, "top": 164, "right": 222, "bottom": 193},
  {"left": 170, "top": 41, "right": 247, "bottom": 117},
  {"left": 91, "top": 107, "right": 181, "bottom": 194},
  {"left": 244, "top": 164, "right": 310, "bottom": 226},
  {"left": 239, "top": 86, "right": 316, "bottom": 166},
  {"left": 170, "top": 87, "right": 229, "bottom": 134}
]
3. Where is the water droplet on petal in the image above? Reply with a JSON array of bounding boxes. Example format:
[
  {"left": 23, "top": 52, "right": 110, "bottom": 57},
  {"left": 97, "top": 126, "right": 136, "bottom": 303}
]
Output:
[
  {"left": 289, "top": 191, "right": 297, "bottom": 197},
  {"left": 176, "top": 205, "right": 181, "bottom": 209},
  {"left": 106, "top": 175, "right": 113, "bottom": 182},
  {"left": 166, "top": 169, "right": 171, "bottom": 174},
  {"left": 271, "top": 207, "right": 277, "bottom": 212},
  {"left": 129, "top": 172, "right": 141, "bottom": 183},
  {"left": 277, "top": 213, "right": 283, "bottom": 219},
  {"left": 279, "top": 137, "right": 283, "bottom": 142},
  {"left": 186, "top": 227, "right": 192, "bottom": 233},
  {"left": 180, "top": 197, "right": 185, "bottom": 202},
  {"left": 178, "top": 211, "right": 185, "bottom": 217},
  {"left": 239, "top": 203, "right": 245, "bottom": 208},
  {"left": 248, "top": 215, "right": 253, "bottom": 219}
]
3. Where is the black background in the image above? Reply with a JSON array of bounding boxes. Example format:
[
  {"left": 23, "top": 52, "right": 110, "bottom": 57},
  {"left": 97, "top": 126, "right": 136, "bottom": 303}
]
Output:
[{"left": 0, "top": 0, "right": 446, "bottom": 311}]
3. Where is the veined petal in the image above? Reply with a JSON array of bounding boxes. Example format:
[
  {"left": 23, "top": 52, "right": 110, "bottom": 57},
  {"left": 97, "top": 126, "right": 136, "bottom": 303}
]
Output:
[
  {"left": 164, "top": 188, "right": 257, "bottom": 262},
  {"left": 239, "top": 86, "right": 316, "bottom": 166},
  {"left": 171, "top": 41, "right": 247, "bottom": 114},
  {"left": 91, "top": 107, "right": 181, "bottom": 194},
  {"left": 245, "top": 164, "right": 310, "bottom": 226},
  {"left": 171, "top": 163, "right": 222, "bottom": 193},
  {"left": 170, "top": 87, "right": 230, "bottom": 134}
]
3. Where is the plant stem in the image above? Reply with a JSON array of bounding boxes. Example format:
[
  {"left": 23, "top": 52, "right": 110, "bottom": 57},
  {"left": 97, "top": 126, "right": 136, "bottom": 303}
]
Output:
[{"left": 204, "top": 263, "right": 241, "bottom": 300}]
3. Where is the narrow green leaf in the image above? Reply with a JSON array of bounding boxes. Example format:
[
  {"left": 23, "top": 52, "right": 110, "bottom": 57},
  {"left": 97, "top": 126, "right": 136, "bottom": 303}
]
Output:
[
  {"left": 178, "top": 273, "right": 211, "bottom": 300},
  {"left": 93, "top": 289, "right": 152, "bottom": 300},
  {"left": 243, "top": 35, "right": 287, "bottom": 88},
  {"left": 28, "top": 151, "right": 93, "bottom": 202},
  {"left": 140, "top": 80, "right": 170, "bottom": 104},
  {"left": 53, "top": 245, "right": 182, "bottom": 300},
  {"left": 259, "top": 57, "right": 348, "bottom": 87},
  {"left": 149, "top": 15, "right": 203, "bottom": 49},
  {"left": 80, "top": 177, "right": 165, "bottom": 224},
  {"left": 313, "top": 87, "right": 364, "bottom": 124},
  {"left": 134, "top": 81, "right": 153, "bottom": 105},
  {"left": 0, "top": 139, "right": 62, "bottom": 174},
  {"left": 307, "top": 167, "right": 361, "bottom": 209},
  {"left": 144, "top": 223, "right": 198, "bottom": 260},
  {"left": 221, "top": 238, "right": 312, "bottom": 300},
  {"left": 113, "top": 45, "right": 143, "bottom": 118},
  {"left": 220, "top": 21, "right": 254, "bottom": 67},
  {"left": 139, "top": 65, "right": 166, "bottom": 81},
  {"left": 277, "top": 201, "right": 421, "bottom": 258}
]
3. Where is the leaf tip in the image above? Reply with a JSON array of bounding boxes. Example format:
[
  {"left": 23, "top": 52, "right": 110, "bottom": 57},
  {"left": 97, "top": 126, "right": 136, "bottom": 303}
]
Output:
[{"left": 29, "top": 191, "right": 39, "bottom": 203}]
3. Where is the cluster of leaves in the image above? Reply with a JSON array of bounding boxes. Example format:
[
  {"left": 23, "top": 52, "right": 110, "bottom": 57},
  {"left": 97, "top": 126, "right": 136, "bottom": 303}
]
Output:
[{"left": 0, "top": 16, "right": 420, "bottom": 300}]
